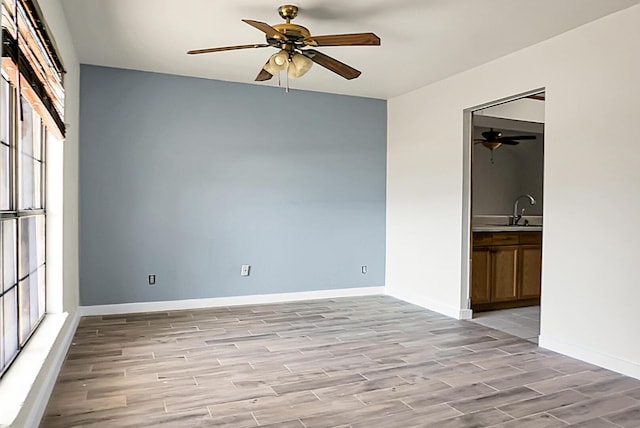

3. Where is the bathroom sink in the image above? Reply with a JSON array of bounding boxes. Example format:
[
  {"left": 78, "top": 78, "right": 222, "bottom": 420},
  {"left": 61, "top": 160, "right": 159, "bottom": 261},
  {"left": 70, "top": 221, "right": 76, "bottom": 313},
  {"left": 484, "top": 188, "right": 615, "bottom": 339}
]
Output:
[
  {"left": 472, "top": 215, "right": 543, "bottom": 231},
  {"left": 486, "top": 223, "right": 541, "bottom": 227}
]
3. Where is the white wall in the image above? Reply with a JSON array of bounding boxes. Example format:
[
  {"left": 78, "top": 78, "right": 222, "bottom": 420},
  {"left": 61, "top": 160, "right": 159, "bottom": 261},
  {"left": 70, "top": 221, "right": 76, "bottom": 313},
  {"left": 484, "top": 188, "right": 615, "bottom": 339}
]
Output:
[
  {"left": 387, "top": 4, "right": 640, "bottom": 378},
  {"left": 37, "top": 0, "right": 80, "bottom": 330},
  {"left": 39, "top": 0, "right": 81, "bottom": 314}
]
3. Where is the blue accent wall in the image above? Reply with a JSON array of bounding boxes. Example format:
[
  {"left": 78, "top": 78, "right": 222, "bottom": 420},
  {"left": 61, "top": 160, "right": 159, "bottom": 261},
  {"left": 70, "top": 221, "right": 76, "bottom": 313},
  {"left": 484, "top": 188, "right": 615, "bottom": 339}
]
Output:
[{"left": 79, "top": 65, "right": 387, "bottom": 305}]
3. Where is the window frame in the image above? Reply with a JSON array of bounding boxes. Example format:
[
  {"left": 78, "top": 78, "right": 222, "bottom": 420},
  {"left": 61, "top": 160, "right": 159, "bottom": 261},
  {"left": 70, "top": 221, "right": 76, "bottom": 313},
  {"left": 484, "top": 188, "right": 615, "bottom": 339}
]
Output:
[{"left": 1, "top": 0, "right": 62, "bottom": 378}]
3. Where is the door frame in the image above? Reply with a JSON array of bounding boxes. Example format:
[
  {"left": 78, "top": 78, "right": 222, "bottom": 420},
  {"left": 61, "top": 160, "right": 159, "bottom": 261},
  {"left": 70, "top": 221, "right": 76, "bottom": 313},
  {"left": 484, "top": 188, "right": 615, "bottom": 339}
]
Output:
[{"left": 460, "top": 87, "right": 545, "bottom": 317}]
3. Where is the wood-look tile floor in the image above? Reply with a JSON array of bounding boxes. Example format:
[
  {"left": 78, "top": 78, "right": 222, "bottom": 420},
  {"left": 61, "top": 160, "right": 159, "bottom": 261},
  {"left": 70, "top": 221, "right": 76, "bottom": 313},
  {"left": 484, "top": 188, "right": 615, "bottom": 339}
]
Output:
[{"left": 41, "top": 296, "right": 640, "bottom": 427}]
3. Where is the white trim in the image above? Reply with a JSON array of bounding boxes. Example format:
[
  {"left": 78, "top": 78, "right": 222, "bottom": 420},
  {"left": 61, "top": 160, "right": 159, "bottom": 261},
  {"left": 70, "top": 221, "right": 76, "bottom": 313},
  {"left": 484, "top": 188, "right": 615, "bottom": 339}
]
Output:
[
  {"left": 0, "top": 311, "right": 79, "bottom": 428},
  {"left": 459, "top": 309, "right": 473, "bottom": 320},
  {"left": 539, "top": 335, "right": 640, "bottom": 381},
  {"left": 20, "top": 311, "right": 80, "bottom": 428},
  {"left": 78, "top": 287, "right": 386, "bottom": 316},
  {"left": 385, "top": 288, "right": 469, "bottom": 320}
]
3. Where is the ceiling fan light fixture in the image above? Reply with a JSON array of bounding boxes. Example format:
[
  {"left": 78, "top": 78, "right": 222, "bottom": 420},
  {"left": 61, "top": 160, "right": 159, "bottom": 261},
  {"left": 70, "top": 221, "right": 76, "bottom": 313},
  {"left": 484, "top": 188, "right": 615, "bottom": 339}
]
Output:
[
  {"left": 481, "top": 142, "right": 502, "bottom": 150},
  {"left": 288, "top": 52, "right": 313, "bottom": 79},
  {"left": 264, "top": 50, "right": 289, "bottom": 74}
]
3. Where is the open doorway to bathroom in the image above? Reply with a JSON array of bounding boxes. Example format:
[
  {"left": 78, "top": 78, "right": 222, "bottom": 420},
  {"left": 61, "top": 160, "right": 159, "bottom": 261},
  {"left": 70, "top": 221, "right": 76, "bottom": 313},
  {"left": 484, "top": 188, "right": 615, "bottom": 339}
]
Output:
[{"left": 467, "top": 92, "right": 545, "bottom": 343}]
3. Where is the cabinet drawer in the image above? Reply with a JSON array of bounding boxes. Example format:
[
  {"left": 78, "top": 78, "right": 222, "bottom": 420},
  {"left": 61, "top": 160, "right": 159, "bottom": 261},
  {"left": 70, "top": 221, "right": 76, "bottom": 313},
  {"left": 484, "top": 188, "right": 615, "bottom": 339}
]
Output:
[
  {"left": 519, "top": 232, "right": 542, "bottom": 245},
  {"left": 491, "top": 232, "right": 519, "bottom": 245},
  {"left": 473, "top": 233, "right": 493, "bottom": 246}
]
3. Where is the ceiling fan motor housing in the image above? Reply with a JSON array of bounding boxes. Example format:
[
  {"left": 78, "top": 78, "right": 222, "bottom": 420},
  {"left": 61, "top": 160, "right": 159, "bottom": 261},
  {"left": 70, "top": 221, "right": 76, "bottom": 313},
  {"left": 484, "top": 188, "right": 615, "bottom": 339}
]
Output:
[
  {"left": 272, "top": 24, "right": 310, "bottom": 43},
  {"left": 273, "top": 5, "right": 311, "bottom": 50}
]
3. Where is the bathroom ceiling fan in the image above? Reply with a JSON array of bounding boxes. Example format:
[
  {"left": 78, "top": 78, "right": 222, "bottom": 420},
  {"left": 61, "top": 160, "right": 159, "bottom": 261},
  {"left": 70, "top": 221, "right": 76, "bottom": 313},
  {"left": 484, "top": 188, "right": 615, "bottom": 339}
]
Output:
[
  {"left": 474, "top": 128, "right": 536, "bottom": 151},
  {"left": 187, "top": 4, "right": 380, "bottom": 82}
]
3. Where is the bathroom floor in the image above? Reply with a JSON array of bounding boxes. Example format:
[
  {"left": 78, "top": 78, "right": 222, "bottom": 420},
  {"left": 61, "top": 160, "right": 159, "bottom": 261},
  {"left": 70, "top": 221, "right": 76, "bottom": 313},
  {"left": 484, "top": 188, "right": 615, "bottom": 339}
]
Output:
[{"left": 470, "top": 305, "right": 540, "bottom": 343}]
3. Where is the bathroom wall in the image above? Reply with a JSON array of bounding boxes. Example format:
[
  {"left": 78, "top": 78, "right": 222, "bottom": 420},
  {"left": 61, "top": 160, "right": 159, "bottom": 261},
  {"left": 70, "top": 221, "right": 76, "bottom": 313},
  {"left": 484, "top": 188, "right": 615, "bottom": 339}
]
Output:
[{"left": 472, "top": 126, "right": 544, "bottom": 216}]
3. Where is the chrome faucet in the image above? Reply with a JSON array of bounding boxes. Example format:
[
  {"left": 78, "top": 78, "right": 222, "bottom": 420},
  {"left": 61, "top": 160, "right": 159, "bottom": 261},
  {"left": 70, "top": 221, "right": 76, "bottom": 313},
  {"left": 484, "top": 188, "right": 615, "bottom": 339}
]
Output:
[{"left": 511, "top": 194, "right": 536, "bottom": 225}]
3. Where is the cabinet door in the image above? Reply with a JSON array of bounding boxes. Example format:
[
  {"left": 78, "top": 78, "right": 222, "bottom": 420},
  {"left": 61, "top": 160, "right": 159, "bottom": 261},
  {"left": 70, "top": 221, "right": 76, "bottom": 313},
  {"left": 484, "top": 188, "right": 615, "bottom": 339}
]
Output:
[
  {"left": 519, "top": 244, "right": 542, "bottom": 299},
  {"left": 471, "top": 247, "right": 491, "bottom": 305},
  {"left": 492, "top": 245, "right": 519, "bottom": 302}
]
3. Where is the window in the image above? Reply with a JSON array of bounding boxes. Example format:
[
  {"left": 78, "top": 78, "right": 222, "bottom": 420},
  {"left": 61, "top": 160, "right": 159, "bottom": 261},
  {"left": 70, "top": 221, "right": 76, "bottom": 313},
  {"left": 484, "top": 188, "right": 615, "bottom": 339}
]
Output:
[{"left": 1, "top": 0, "right": 64, "bottom": 377}]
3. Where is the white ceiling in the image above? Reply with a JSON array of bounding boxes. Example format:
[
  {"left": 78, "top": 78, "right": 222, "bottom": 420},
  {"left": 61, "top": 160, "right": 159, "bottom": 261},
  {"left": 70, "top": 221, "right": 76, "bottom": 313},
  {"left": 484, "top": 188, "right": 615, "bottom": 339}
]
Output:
[{"left": 59, "top": 0, "right": 640, "bottom": 99}]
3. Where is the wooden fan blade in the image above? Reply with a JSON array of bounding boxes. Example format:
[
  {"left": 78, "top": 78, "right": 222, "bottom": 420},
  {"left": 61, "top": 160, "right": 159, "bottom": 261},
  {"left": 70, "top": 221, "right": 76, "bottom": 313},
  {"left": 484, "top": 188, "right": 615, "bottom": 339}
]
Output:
[
  {"left": 302, "top": 49, "right": 361, "bottom": 80},
  {"left": 187, "top": 44, "right": 270, "bottom": 55},
  {"left": 499, "top": 140, "right": 520, "bottom": 145},
  {"left": 242, "top": 19, "right": 287, "bottom": 40},
  {"left": 255, "top": 63, "right": 273, "bottom": 81},
  {"left": 498, "top": 135, "right": 536, "bottom": 141},
  {"left": 305, "top": 32, "right": 380, "bottom": 47}
]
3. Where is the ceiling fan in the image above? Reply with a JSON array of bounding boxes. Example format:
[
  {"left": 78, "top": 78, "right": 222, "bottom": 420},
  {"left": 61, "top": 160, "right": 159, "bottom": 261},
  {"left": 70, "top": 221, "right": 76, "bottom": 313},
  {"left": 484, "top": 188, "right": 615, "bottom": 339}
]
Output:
[
  {"left": 187, "top": 4, "right": 380, "bottom": 82},
  {"left": 474, "top": 128, "right": 536, "bottom": 151}
]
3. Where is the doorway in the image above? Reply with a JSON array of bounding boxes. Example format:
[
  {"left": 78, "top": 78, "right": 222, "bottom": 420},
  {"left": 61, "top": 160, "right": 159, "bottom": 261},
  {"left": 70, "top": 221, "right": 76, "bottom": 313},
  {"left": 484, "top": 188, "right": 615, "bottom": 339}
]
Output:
[{"left": 462, "top": 91, "right": 545, "bottom": 343}]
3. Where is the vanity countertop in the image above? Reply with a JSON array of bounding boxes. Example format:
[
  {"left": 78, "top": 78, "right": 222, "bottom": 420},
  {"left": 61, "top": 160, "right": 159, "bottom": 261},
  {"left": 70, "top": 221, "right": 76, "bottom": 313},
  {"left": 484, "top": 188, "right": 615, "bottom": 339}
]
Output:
[{"left": 472, "top": 225, "right": 542, "bottom": 232}]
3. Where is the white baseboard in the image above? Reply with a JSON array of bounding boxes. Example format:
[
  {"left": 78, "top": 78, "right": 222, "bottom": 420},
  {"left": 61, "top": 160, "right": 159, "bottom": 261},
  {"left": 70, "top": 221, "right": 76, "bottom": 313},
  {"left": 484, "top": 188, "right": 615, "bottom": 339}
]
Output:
[
  {"left": 539, "top": 335, "right": 640, "bottom": 380},
  {"left": 0, "top": 310, "right": 80, "bottom": 428},
  {"left": 459, "top": 309, "right": 473, "bottom": 320},
  {"left": 78, "top": 286, "right": 386, "bottom": 316},
  {"left": 385, "top": 288, "right": 469, "bottom": 320}
]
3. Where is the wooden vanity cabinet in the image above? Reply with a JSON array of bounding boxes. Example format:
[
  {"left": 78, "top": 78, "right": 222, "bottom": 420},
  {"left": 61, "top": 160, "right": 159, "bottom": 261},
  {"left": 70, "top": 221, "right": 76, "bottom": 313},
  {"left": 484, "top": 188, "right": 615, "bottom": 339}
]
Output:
[
  {"left": 492, "top": 245, "right": 519, "bottom": 302},
  {"left": 518, "top": 244, "right": 542, "bottom": 299},
  {"left": 471, "top": 246, "right": 491, "bottom": 305},
  {"left": 471, "top": 231, "right": 541, "bottom": 311}
]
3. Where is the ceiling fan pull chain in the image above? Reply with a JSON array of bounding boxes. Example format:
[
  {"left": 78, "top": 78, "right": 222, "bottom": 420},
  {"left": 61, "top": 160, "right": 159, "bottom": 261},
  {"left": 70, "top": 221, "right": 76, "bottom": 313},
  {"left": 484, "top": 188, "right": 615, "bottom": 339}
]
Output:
[
  {"left": 286, "top": 69, "right": 290, "bottom": 93},
  {"left": 490, "top": 150, "right": 495, "bottom": 164}
]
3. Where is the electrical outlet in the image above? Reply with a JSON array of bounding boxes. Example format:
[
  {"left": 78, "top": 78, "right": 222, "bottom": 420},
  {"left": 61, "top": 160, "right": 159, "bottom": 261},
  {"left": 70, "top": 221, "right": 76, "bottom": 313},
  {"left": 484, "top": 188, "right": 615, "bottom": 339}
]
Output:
[
  {"left": 240, "top": 265, "right": 251, "bottom": 276},
  {"left": 148, "top": 274, "right": 156, "bottom": 286},
  {"left": 361, "top": 265, "right": 367, "bottom": 274}
]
